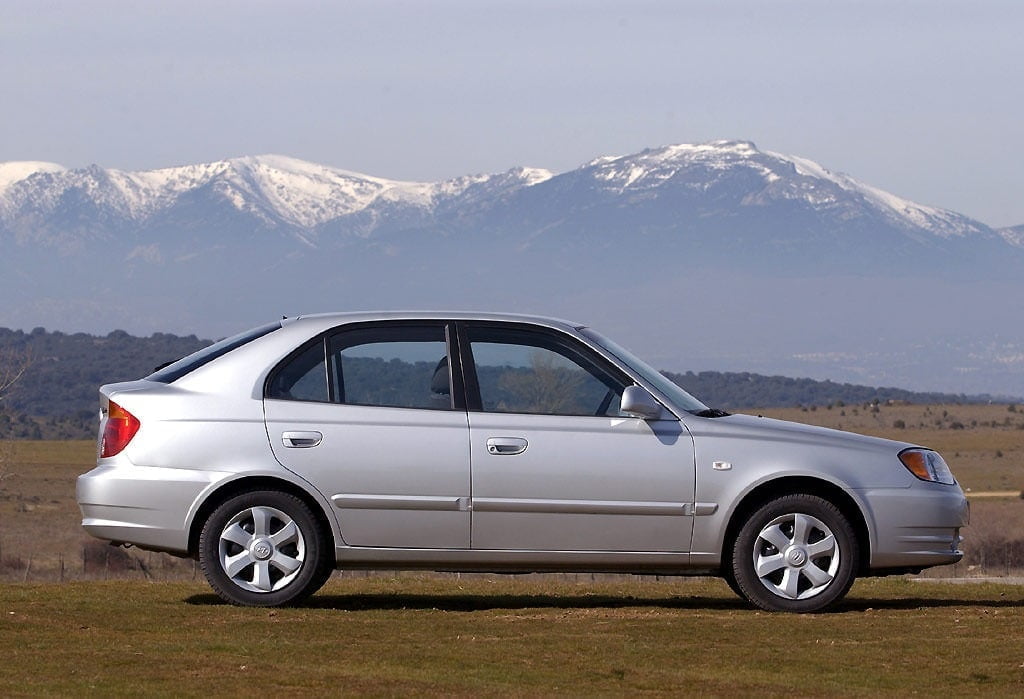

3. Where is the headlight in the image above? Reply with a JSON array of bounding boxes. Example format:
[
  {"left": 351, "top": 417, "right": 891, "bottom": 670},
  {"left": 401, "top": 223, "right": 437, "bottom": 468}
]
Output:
[{"left": 898, "top": 448, "right": 956, "bottom": 485}]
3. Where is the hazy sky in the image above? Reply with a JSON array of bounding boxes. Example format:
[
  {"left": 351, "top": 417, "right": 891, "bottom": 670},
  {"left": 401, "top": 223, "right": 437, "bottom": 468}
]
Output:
[{"left": 3, "top": 0, "right": 1022, "bottom": 226}]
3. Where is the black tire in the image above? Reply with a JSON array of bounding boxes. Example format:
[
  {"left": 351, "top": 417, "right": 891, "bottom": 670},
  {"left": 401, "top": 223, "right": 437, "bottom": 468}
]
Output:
[
  {"left": 720, "top": 564, "right": 744, "bottom": 600},
  {"left": 731, "top": 494, "right": 858, "bottom": 613},
  {"left": 199, "top": 490, "right": 331, "bottom": 607},
  {"left": 309, "top": 548, "right": 336, "bottom": 594}
]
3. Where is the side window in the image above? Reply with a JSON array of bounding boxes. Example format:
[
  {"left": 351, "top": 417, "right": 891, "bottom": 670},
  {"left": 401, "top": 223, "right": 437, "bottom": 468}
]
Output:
[
  {"left": 466, "top": 327, "right": 627, "bottom": 417},
  {"left": 329, "top": 325, "right": 452, "bottom": 410},
  {"left": 266, "top": 341, "right": 329, "bottom": 402}
]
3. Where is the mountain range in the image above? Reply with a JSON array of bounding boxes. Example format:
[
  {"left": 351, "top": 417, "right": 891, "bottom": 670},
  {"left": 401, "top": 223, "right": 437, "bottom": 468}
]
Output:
[{"left": 1, "top": 141, "right": 1022, "bottom": 396}]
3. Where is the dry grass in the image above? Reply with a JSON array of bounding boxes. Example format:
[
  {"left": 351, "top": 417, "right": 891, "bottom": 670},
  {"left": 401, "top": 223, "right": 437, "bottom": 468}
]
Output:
[
  {"left": 1, "top": 442, "right": 90, "bottom": 573},
  {"left": 0, "top": 440, "right": 197, "bottom": 581}
]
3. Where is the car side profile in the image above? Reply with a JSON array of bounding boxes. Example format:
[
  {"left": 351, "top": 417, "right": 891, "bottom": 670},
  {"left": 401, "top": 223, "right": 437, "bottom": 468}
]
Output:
[{"left": 77, "top": 312, "right": 968, "bottom": 612}]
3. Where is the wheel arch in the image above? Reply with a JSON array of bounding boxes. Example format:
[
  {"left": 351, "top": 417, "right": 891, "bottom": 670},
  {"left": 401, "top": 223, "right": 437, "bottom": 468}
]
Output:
[
  {"left": 720, "top": 476, "right": 871, "bottom": 575},
  {"left": 187, "top": 476, "right": 337, "bottom": 559}
]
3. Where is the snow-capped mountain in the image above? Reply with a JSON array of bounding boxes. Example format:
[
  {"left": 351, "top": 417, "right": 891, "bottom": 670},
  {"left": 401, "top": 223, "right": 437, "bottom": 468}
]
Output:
[
  {"left": 1000, "top": 224, "right": 1024, "bottom": 248},
  {"left": 0, "top": 154, "right": 551, "bottom": 245},
  {"left": 579, "top": 141, "right": 985, "bottom": 239},
  {"left": 0, "top": 161, "right": 67, "bottom": 189},
  {"left": 1, "top": 141, "right": 1022, "bottom": 396},
  {"left": 0, "top": 140, "right": 1003, "bottom": 255}
]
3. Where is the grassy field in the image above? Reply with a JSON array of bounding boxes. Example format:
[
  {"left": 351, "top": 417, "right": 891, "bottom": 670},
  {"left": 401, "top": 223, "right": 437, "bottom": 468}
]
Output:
[{"left": 2, "top": 576, "right": 1024, "bottom": 694}]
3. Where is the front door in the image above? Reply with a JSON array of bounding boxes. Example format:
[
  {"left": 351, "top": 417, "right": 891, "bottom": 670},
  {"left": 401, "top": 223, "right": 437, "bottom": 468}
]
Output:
[
  {"left": 264, "top": 322, "right": 470, "bottom": 549},
  {"left": 462, "top": 323, "right": 695, "bottom": 552}
]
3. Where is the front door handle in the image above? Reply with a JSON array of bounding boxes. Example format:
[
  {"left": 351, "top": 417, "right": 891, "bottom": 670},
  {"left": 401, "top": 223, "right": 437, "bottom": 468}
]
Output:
[
  {"left": 282, "top": 431, "right": 323, "bottom": 448},
  {"left": 486, "top": 437, "right": 528, "bottom": 455}
]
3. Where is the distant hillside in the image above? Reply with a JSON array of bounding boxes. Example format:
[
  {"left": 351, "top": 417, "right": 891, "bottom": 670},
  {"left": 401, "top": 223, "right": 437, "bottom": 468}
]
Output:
[
  {"left": 664, "top": 371, "right": 991, "bottom": 411},
  {"left": 0, "top": 327, "right": 208, "bottom": 439},
  {"left": 0, "top": 327, "right": 1007, "bottom": 440}
]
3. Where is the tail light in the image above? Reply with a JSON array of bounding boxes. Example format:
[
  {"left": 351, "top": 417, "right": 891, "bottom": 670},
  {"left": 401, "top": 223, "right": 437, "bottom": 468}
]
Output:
[{"left": 100, "top": 400, "right": 141, "bottom": 458}]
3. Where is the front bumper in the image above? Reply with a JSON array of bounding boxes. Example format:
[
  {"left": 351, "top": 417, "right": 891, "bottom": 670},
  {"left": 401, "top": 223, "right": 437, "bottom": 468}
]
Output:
[{"left": 861, "top": 483, "right": 969, "bottom": 569}]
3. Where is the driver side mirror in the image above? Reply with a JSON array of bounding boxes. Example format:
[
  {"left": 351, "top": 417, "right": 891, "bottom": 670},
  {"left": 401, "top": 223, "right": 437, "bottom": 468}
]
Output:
[{"left": 620, "top": 385, "right": 664, "bottom": 420}]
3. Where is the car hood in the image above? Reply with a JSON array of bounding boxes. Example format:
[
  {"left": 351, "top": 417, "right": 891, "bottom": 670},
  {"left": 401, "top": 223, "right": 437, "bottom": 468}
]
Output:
[{"left": 689, "top": 412, "right": 919, "bottom": 455}]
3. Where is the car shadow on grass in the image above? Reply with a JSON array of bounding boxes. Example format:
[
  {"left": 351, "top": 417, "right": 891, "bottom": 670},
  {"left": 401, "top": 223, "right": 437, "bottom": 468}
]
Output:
[
  {"left": 184, "top": 592, "right": 1021, "bottom": 612},
  {"left": 185, "top": 592, "right": 749, "bottom": 611}
]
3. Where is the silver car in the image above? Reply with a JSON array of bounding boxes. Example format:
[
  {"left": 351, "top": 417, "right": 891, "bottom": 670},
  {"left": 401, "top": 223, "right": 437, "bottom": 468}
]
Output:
[{"left": 77, "top": 312, "right": 967, "bottom": 612}]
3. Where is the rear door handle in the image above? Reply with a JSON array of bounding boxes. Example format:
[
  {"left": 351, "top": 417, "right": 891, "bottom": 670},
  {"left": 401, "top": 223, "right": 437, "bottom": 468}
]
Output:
[
  {"left": 486, "top": 437, "right": 528, "bottom": 455},
  {"left": 282, "top": 431, "right": 323, "bottom": 448}
]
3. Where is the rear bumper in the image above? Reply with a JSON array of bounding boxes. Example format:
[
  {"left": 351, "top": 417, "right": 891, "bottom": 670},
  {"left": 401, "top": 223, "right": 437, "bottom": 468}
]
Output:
[
  {"left": 862, "top": 484, "right": 969, "bottom": 569},
  {"left": 76, "top": 461, "right": 224, "bottom": 555}
]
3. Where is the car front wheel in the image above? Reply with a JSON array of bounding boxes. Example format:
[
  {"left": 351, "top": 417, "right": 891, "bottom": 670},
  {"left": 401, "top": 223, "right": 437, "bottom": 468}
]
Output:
[
  {"left": 199, "top": 490, "right": 331, "bottom": 606},
  {"left": 731, "top": 494, "right": 858, "bottom": 612}
]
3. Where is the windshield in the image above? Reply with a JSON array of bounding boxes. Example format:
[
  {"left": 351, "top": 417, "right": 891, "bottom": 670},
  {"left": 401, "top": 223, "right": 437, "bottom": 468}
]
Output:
[{"left": 580, "top": 328, "right": 709, "bottom": 414}]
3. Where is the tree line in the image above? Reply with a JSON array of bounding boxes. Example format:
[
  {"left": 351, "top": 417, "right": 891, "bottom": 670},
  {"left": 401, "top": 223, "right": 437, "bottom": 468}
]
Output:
[
  {"left": 0, "top": 326, "right": 1002, "bottom": 440},
  {"left": 662, "top": 370, "right": 989, "bottom": 412}
]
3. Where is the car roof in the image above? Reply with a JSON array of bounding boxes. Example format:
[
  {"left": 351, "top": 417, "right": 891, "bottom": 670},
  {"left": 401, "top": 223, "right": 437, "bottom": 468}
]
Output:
[{"left": 284, "top": 311, "right": 584, "bottom": 332}]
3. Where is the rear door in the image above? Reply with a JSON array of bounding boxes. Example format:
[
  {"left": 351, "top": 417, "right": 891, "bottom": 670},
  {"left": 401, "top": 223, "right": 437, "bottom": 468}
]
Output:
[{"left": 264, "top": 321, "right": 471, "bottom": 549}]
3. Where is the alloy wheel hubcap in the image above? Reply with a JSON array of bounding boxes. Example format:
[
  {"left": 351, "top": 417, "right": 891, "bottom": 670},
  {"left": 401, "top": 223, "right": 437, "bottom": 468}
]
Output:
[
  {"left": 753, "top": 512, "right": 840, "bottom": 600},
  {"left": 218, "top": 505, "right": 306, "bottom": 593}
]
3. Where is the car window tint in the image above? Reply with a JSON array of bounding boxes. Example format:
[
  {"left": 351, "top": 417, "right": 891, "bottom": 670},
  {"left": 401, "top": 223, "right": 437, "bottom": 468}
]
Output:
[
  {"left": 266, "top": 341, "right": 329, "bottom": 402},
  {"left": 329, "top": 326, "right": 451, "bottom": 410},
  {"left": 467, "top": 331, "right": 626, "bottom": 417}
]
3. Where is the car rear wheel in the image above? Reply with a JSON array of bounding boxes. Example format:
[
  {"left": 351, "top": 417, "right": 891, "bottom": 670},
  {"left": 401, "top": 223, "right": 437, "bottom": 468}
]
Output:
[
  {"left": 731, "top": 494, "right": 858, "bottom": 613},
  {"left": 199, "top": 490, "right": 331, "bottom": 606}
]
